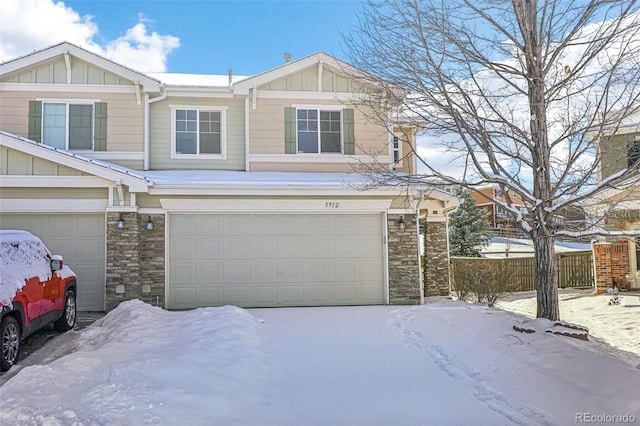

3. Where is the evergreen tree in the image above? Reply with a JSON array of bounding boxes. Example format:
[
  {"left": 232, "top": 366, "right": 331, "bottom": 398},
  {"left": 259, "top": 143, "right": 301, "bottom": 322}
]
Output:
[{"left": 449, "top": 191, "right": 491, "bottom": 257}]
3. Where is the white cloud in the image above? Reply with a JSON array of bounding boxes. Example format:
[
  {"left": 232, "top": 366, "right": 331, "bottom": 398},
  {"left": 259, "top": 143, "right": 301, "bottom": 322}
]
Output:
[{"left": 0, "top": 0, "right": 179, "bottom": 72}]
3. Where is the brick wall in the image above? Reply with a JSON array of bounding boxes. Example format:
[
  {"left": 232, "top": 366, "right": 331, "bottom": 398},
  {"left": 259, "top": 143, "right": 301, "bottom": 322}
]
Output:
[
  {"left": 387, "top": 214, "right": 421, "bottom": 304},
  {"left": 593, "top": 241, "right": 630, "bottom": 293},
  {"left": 423, "top": 221, "right": 450, "bottom": 296},
  {"left": 106, "top": 212, "right": 165, "bottom": 311}
]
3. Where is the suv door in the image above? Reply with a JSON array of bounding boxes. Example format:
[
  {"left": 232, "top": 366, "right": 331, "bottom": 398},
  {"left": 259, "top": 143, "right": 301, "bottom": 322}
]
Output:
[{"left": 18, "top": 276, "right": 44, "bottom": 329}]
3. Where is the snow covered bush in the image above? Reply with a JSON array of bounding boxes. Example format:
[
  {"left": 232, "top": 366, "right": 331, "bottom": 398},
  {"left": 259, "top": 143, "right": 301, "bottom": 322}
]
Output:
[{"left": 451, "top": 260, "right": 518, "bottom": 306}]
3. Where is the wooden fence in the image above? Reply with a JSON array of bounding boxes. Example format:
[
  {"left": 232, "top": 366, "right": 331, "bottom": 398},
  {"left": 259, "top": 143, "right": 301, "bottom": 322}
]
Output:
[{"left": 450, "top": 251, "right": 594, "bottom": 292}]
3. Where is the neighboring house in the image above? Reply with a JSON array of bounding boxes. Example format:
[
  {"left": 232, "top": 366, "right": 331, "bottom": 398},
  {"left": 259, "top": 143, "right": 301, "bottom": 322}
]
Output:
[
  {"left": 585, "top": 111, "right": 640, "bottom": 290},
  {"left": 0, "top": 42, "right": 458, "bottom": 311},
  {"left": 470, "top": 184, "right": 531, "bottom": 236}
]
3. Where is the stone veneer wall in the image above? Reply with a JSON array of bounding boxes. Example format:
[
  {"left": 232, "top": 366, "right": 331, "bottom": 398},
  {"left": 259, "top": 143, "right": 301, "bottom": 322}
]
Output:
[
  {"left": 593, "top": 241, "right": 630, "bottom": 293},
  {"left": 106, "top": 212, "right": 165, "bottom": 311},
  {"left": 387, "top": 214, "right": 421, "bottom": 304},
  {"left": 423, "top": 221, "right": 450, "bottom": 296}
]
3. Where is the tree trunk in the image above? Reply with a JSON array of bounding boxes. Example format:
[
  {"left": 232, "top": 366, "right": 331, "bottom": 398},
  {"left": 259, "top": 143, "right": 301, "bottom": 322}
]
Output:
[{"left": 533, "top": 233, "right": 560, "bottom": 320}]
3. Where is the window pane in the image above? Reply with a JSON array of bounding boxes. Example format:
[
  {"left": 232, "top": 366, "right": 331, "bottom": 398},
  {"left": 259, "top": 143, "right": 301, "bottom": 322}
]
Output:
[
  {"left": 297, "top": 120, "right": 307, "bottom": 131},
  {"left": 186, "top": 110, "right": 197, "bottom": 120},
  {"left": 186, "top": 121, "right": 197, "bottom": 132},
  {"left": 321, "top": 132, "right": 341, "bottom": 153},
  {"left": 298, "top": 132, "right": 318, "bottom": 153},
  {"left": 43, "top": 103, "right": 66, "bottom": 149},
  {"left": 176, "top": 132, "right": 197, "bottom": 154},
  {"left": 308, "top": 109, "right": 317, "bottom": 119},
  {"left": 200, "top": 133, "right": 221, "bottom": 154},
  {"left": 297, "top": 109, "right": 307, "bottom": 119},
  {"left": 69, "top": 104, "right": 93, "bottom": 150},
  {"left": 176, "top": 110, "right": 186, "bottom": 120}
]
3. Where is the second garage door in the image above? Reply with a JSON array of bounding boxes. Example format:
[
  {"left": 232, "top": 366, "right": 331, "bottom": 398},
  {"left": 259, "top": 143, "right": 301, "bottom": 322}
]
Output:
[
  {"left": 168, "top": 213, "right": 385, "bottom": 309},
  {"left": 0, "top": 213, "right": 105, "bottom": 311}
]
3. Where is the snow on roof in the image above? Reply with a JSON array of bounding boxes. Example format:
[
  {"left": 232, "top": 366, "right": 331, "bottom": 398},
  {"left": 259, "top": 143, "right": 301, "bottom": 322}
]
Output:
[
  {"left": 147, "top": 73, "right": 248, "bottom": 88},
  {"left": 0, "top": 230, "right": 52, "bottom": 305},
  {"left": 139, "top": 169, "right": 375, "bottom": 189}
]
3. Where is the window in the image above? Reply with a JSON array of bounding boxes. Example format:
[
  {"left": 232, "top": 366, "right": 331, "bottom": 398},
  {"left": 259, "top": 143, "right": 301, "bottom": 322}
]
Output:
[
  {"left": 172, "top": 106, "right": 226, "bottom": 157},
  {"left": 42, "top": 102, "right": 94, "bottom": 150},
  {"left": 628, "top": 138, "right": 640, "bottom": 168},
  {"left": 494, "top": 189, "right": 504, "bottom": 199},
  {"left": 28, "top": 100, "right": 106, "bottom": 151},
  {"left": 393, "top": 136, "right": 400, "bottom": 162},
  {"left": 296, "top": 109, "right": 341, "bottom": 153}
]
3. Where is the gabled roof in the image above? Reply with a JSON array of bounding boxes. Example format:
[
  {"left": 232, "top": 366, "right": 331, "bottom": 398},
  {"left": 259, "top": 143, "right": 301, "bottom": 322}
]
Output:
[
  {"left": 0, "top": 131, "right": 152, "bottom": 192},
  {"left": 0, "top": 42, "right": 161, "bottom": 93},
  {"left": 233, "top": 52, "right": 384, "bottom": 95}
]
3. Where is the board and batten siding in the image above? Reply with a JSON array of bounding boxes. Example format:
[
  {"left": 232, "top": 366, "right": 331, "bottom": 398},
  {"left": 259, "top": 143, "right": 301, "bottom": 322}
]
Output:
[
  {"left": 0, "top": 147, "right": 89, "bottom": 176},
  {"left": 148, "top": 96, "right": 246, "bottom": 170},
  {"left": 0, "top": 91, "right": 144, "bottom": 152},
  {"left": 257, "top": 66, "right": 371, "bottom": 94},
  {"left": 0, "top": 57, "right": 135, "bottom": 86}
]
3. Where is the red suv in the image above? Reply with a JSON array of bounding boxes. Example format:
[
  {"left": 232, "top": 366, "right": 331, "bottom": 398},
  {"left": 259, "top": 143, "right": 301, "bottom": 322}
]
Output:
[{"left": 1, "top": 230, "right": 78, "bottom": 371}]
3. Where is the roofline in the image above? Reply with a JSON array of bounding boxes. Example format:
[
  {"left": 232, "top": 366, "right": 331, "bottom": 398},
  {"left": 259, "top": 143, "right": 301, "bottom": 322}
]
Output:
[
  {"left": 0, "top": 130, "right": 152, "bottom": 192},
  {"left": 0, "top": 42, "right": 161, "bottom": 93},
  {"left": 233, "top": 52, "right": 395, "bottom": 95}
]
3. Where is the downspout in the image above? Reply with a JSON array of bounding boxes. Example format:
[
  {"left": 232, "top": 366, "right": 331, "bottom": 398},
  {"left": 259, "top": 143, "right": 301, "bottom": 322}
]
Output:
[
  {"left": 116, "top": 179, "right": 125, "bottom": 207},
  {"left": 145, "top": 87, "right": 168, "bottom": 170},
  {"left": 415, "top": 190, "right": 426, "bottom": 304}
]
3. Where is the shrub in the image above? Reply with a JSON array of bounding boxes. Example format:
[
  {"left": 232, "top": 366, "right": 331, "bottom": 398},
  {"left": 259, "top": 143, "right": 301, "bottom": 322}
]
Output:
[{"left": 451, "top": 260, "right": 518, "bottom": 306}]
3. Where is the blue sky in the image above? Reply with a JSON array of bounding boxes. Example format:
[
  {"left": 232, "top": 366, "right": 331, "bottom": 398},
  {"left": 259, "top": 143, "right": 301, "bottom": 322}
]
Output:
[{"left": 1, "top": 0, "right": 362, "bottom": 75}]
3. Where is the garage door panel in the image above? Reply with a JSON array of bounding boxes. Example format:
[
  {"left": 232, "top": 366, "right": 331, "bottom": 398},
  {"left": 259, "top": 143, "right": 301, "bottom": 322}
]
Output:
[
  {"left": 333, "top": 285, "right": 356, "bottom": 304},
  {"left": 279, "top": 286, "right": 304, "bottom": 305},
  {"left": 171, "top": 287, "right": 197, "bottom": 308},
  {"left": 278, "top": 236, "right": 303, "bottom": 257},
  {"left": 172, "top": 238, "right": 197, "bottom": 259},
  {"left": 168, "top": 213, "right": 384, "bottom": 309},
  {"left": 223, "top": 238, "right": 250, "bottom": 258},
  {"left": 251, "top": 237, "right": 277, "bottom": 258},
  {"left": 304, "top": 235, "right": 328, "bottom": 258},
  {"left": 224, "top": 262, "right": 251, "bottom": 281},
  {"left": 197, "top": 238, "right": 223, "bottom": 257},
  {"left": 225, "top": 286, "right": 251, "bottom": 305},
  {"left": 172, "top": 215, "right": 198, "bottom": 235},
  {"left": 252, "top": 262, "right": 277, "bottom": 281},
  {"left": 198, "top": 262, "right": 223, "bottom": 281},
  {"left": 252, "top": 285, "right": 278, "bottom": 306},
  {"left": 0, "top": 213, "right": 105, "bottom": 311},
  {"left": 252, "top": 215, "right": 278, "bottom": 234},
  {"left": 171, "top": 263, "right": 197, "bottom": 282},
  {"left": 305, "top": 285, "right": 331, "bottom": 304},
  {"left": 199, "top": 287, "right": 224, "bottom": 306},
  {"left": 305, "top": 261, "right": 330, "bottom": 281}
]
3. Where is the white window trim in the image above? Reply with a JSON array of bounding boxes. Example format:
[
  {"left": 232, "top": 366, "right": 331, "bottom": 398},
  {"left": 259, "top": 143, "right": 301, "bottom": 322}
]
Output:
[
  {"left": 170, "top": 105, "right": 228, "bottom": 160},
  {"left": 291, "top": 104, "right": 345, "bottom": 155},
  {"left": 38, "top": 99, "right": 98, "bottom": 151}
]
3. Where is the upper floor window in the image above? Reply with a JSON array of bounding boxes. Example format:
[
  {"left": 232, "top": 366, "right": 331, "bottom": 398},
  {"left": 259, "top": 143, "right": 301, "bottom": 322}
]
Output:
[
  {"left": 28, "top": 100, "right": 107, "bottom": 151},
  {"left": 393, "top": 136, "right": 400, "bottom": 163},
  {"left": 628, "top": 139, "right": 640, "bottom": 168},
  {"left": 171, "top": 106, "right": 227, "bottom": 158},
  {"left": 494, "top": 189, "right": 504, "bottom": 199},
  {"left": 43, "top": 103, "right": 93, "bottom": 150},
  {"left": 297, "top": 109, "right": 341, "bottom": 153},
  {"left": 284, "top": 106, "right": 355, "bottom": 155}
]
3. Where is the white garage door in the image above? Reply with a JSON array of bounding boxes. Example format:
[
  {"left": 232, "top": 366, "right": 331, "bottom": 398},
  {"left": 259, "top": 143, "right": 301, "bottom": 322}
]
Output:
[
  {"left": 0, "top": 213, "right": 105, "bottom": 311},
  {"left": 168, "top": 213, "right": 385, "bottom": 309}
]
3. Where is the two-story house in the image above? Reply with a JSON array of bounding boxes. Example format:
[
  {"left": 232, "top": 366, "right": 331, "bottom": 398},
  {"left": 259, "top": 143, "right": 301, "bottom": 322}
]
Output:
[
  {"left": 470, "top": 184, "right": 531, "bottom": 236},
  {"left": 0, "top": 42, "right": 457, "bottom": 311}
]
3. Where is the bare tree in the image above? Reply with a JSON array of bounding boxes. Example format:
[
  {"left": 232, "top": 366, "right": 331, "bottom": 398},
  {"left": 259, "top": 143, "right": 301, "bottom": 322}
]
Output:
[{"left": 344, "top": 0, "right": 640, "bottom": 320}]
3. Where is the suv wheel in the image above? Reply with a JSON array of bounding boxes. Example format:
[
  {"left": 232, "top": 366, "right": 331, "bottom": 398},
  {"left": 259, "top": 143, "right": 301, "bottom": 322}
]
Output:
[
  {"left": 1, "top": 316, "right": 21, "bottom": 372},
  {"left": 54, "top": 289, "right": 77, "bottom": 332}
]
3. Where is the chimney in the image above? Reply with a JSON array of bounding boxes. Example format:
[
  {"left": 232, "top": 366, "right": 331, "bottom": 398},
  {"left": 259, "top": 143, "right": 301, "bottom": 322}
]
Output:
[
  {"left": 284, "top": 52, "right": 291, "bottom": 63},
  {"left": 228, "top": 68, "right": 232, "bottom": 87}
]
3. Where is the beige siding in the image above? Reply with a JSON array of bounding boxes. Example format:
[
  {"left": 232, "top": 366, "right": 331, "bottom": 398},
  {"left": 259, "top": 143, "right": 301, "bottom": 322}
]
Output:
[
  {"left": 600, "top": 133, "right": 635, "bottom": 179},
  {"left": 0, "top": 90, "right": 144, "bottom": 152},
  {"left": 259, "top": 66, "right": 370, "bottom": 93},
  {"left": 1, "top": 57, "right": 133, "bottom": 86},
  {"left": 0, "top": 147, "right": 89, "bottom": 176},
  {"left": 0, "top": 187, "right": 107, "bottom": 199},
  {"left": 248, "top": 97, "right": 388, "bottom": 172},
  {"left": 149, "top": 96, "right": 245, "bottom": 170},
  {"left": 249, "top": 162, "right": 358, "bottom": 173}
]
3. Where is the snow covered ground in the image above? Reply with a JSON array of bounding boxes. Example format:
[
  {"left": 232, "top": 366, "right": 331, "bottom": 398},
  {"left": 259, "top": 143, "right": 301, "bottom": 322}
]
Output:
[
  {"left": 1, "top": 298, "right": 639, "bottom": 425},
  {"left": 498, "top": 289, "right": 640, "bottom": 356}
]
